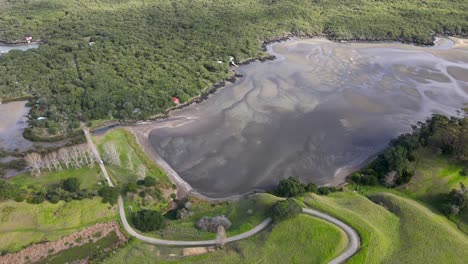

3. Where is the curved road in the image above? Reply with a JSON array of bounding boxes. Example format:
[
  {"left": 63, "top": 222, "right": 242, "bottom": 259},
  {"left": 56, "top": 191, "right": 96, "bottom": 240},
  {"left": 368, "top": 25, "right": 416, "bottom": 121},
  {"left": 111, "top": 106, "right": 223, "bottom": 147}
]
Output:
[{"left": 83, "top": 126, "right": 360, "bottom": 263}]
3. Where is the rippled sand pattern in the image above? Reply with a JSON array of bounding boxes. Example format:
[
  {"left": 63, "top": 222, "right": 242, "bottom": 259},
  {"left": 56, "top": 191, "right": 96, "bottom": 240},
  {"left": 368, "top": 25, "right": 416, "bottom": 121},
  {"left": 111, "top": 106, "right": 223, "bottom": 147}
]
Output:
[{"left": 150, "top": 39, "right": 468, "bottom": 197}]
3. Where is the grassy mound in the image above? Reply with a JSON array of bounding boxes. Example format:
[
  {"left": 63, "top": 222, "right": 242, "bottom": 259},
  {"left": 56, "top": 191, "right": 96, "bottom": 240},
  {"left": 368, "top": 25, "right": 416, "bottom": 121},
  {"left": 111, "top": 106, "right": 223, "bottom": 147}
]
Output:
[
  {"left": 302, "top": 190, "right": 468, "bottom": 264},
  {"left": 301, "top": 191, "right": 400, "bottom": 264},
  {"left": 103, "top": 214, "right": 347, "bottom": 264},
  {"left": 156, "top": 193, "right": 279, "bottom": 240},
  {"left": 369, "top": 192, "right": 468, "bottom": 264},
  {"left": 0, "top": 198, "right": 117, "bottom": 252}
]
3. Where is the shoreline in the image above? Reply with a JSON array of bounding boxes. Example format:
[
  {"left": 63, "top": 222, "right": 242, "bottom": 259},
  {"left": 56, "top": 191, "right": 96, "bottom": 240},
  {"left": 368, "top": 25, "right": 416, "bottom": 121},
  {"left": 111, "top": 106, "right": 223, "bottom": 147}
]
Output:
[
  {"left": 0, "top": 40, "right": 41, "bottom": 46},
  {"left": 100, "top": 35, "right": 466, "bottom": 201},
  {"left": 11, "top": 34, "right": 466, "bottom": 200}
]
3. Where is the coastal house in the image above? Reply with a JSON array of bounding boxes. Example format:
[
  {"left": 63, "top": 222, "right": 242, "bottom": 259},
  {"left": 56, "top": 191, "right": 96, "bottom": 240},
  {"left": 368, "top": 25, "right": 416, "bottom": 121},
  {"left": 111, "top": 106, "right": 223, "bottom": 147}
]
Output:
[
  {"left": 25, "top": 35, "right": 32, "bottom": 43},
  {"left": 172, "top": 96, "right": 180, "bottom": 105}
]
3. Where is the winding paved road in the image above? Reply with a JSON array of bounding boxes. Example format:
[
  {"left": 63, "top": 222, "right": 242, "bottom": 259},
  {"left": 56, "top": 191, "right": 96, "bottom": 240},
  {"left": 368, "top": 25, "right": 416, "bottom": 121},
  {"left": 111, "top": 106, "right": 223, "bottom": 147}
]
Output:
[{"left": 83, "top": 126, "right": 360, "bottom": 263}]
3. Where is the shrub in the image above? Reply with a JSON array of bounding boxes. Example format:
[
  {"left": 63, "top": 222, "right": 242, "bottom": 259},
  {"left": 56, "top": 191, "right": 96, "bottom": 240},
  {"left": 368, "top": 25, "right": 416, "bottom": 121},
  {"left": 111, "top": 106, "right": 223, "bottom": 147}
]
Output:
[
  {"left": 306, "top": 183, "right": 318, "bottom": 193},
  {"left": 461, "top": 167, "right": 467, "bottom": 176},
  {"left": 132, "top": 210, "right": 166, "bottom": 231},
  {"left": 271, "top": 199, "right": 302, "bottom": 222},
  {"left": 125, "top": 182, "right": 138, "bottom": 193},
  {"left": 29, "top": 192, "right": 46, "bottom": 204},
  {"left": 98, "top": 186, "right": 120, "bottom": 205},
  {"left": 143, "top": 176, "right": 157, "bottom": 187},
  {"left": 275, "top": 176, "right": 306, "bottom": 197},
  {"left": 62, "top": 177, "right": 80, "bottom": 193},
  {"left": 48, "top": 195, "right": 61, "bottom": 204},
  {"left": 318, "top": 187, "right": 331, "bottom": 195},
  {"left": 0, "top": 180, "right": 21, "bottom": 201}
]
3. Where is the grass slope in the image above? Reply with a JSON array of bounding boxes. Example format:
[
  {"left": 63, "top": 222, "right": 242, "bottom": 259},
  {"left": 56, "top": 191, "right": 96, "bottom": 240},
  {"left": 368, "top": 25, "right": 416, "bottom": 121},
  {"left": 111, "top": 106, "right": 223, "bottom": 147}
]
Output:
[
  {"left": 303, "top": 190, "right": 468, "bottom": 264},
  {"left": 103, "top": 214, "right": 347, "bottom": 264},
  {"left": 301, "top": 191, "right": 400, "bottom": 264},
  {"left": 0, "top": 198, "right": 118, "bottom": 252},
  {"left": 94, "top": 128, "right": 169, "bottom": 187},
  {"left": 369, "top": 192, "right": 468, "bottom": 264}
]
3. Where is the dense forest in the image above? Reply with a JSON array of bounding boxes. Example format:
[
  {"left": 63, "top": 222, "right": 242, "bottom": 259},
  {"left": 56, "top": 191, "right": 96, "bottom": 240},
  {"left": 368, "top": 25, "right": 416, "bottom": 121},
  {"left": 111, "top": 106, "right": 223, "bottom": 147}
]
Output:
[{"left": 0, "top": 0, "right": 467, "bottom": 137}]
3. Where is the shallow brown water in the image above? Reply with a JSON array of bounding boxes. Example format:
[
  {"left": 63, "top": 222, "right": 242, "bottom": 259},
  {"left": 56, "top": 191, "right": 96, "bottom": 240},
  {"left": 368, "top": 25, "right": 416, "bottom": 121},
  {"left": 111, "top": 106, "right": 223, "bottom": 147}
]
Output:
[
  {"left": 0, "top": 101, "right": 32, "bottom": 151},
  {"left": 149, "top": 38, "right": 468, "bottom": 197}
]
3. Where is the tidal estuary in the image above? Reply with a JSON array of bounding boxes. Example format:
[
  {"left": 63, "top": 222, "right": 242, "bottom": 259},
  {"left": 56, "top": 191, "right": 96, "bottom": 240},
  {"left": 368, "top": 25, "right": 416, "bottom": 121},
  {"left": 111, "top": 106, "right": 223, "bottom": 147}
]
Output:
[{"left": 148, "top": 38, "right": 468, "bottom": 197}]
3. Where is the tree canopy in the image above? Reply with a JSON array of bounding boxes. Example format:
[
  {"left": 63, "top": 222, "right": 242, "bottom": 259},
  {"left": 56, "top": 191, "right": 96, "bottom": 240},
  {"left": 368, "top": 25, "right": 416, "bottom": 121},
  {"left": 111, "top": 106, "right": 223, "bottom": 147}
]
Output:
[
  {"left": 271, "top": 199, "right": 302, "bottom": 222},
  {"left": 0, "top": 0, "right": 466, "bottom": 137},
  {"left": 132, "top": 209, "right": 166, "bottom": 232}
]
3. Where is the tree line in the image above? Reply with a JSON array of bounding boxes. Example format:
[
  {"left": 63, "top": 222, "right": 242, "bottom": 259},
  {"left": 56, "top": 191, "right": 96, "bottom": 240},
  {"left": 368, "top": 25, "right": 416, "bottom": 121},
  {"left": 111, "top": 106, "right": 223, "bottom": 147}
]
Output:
[{"left": 24, "top": 144, "right": 97, "bottom": 176}]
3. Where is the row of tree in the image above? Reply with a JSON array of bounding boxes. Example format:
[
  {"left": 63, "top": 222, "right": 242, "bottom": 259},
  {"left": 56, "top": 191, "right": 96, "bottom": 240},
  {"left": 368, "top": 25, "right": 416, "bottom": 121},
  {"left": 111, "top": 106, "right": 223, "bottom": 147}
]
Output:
[
  {"left": 24, "top": 144, "right": 97, "bottom": 176},
  {"left": 273, "top": 176, "right": 341, "bottom": 198}
]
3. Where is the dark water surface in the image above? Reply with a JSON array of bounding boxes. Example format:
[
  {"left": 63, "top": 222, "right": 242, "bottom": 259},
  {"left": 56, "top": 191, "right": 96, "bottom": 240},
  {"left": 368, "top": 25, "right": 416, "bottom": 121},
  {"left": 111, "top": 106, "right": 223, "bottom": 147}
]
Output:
[
  {"left": 0, "top": 43, "right": 39, "bottom": 54},
  {"left": 149, "top": 38, "right": 468, "bottom": 197}
]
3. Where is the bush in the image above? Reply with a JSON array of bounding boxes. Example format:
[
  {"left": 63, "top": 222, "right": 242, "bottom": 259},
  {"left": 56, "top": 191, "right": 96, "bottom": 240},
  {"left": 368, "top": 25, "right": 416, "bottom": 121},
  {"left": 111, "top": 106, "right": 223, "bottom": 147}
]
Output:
[
  {"left": 48, "top": 195, "right": 61, "bottom": 204},
  {"left": 125, "top": 182, "right": 138, "bottom": 193},
  {"left": 0, "top": 180, "right": 21, "bottom": 201},
  {"left": 461, "top": 167, "right": 467, "bottom": 176},
  {"left": 98, "top": 186, "right": 120, "bottom": 205},
  {"left": 132, "top": 210, "right": 166, "bottom": 231},
  {"left": 271, "top": 199, "right": 302, "bottom": 222},
  {"left": 143, "top": 176, "right": 157, "bottom": 187},
  {"left": 306, "top": 183, "right": 318, "bottom": 193},
  {"left": 318, "top": 187, "right": 331, "bottom": 195},
  {"left": 275, "top": 177, "right": 306, "bottom": 197},
  {"left": 29, "top": 192, "right": 46, "bottom": 204},
  {"left": 62, "top": 177, "right": 80, "bottom": 193}
]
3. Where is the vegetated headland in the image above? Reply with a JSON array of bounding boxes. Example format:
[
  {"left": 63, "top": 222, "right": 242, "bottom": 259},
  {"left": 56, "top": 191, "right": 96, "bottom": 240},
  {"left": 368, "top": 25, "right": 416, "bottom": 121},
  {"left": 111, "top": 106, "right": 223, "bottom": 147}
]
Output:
[{"left": 0, "top": 0, "right": 467, "bottom": 142}]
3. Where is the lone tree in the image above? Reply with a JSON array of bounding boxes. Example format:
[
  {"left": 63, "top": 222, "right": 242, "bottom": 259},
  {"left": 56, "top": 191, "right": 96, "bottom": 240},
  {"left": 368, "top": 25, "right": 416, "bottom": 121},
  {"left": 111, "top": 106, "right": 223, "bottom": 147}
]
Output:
[
  {"left": 275, "top": 176, "right": 306, "bottom": 197},
  {"left": 271, "top": 199, "right": 302, "bottom": 222},
  {"left": 132, "top": 209, "right": 166, "bottom": 231}
]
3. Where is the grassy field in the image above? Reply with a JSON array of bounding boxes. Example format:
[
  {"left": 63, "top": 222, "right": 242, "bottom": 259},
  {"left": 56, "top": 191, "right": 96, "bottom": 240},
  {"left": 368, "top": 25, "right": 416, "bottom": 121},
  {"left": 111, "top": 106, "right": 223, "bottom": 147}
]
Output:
[
  {"left": 9, "top": 167, "right": 104, "bottom": 191},
  {"left": 103, "top": 214, "right": 347, "bottom": 264},
  {"left": 36, "top": 231, "right": 119, "bottom": 264},
  {"left": 399, "top": 150, "right": 468, "bottom": 204},
  {"left": 143, "top": 193, "right": 280, "bottom": 240},
  {"left": 94, "top": 128, "right": 169, "bottom": 187},
  {"left": 0, "top": 198, "right": 118, "bottom": 252}
]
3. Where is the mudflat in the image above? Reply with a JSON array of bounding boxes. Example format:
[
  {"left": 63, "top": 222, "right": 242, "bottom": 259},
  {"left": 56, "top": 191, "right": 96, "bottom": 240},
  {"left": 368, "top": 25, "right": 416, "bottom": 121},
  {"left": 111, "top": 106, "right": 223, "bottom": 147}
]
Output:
[
  {"left": 148, "top": 38, "right": 468, "bottom": 197},
  {"left": 0, "top": 101, "right": 31, "bottom": 151}
]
